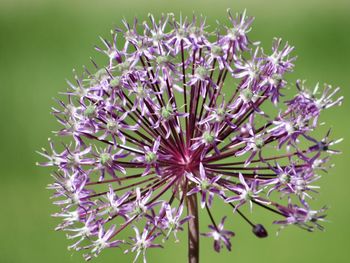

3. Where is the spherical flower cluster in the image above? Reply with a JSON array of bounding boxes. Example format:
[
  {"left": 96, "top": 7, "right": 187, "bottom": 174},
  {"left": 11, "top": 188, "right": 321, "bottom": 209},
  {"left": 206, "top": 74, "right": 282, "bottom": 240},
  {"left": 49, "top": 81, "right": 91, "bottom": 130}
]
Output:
[{"left": 38, "top": 10, "right": 343, "bottom": 262}]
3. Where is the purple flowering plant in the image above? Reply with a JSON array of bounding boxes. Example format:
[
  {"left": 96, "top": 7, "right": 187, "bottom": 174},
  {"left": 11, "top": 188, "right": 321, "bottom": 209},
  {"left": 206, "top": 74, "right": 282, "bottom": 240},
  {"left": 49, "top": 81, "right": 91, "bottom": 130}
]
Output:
[{"left": 38, "top": 10, "right": 343, "bottom": 263}]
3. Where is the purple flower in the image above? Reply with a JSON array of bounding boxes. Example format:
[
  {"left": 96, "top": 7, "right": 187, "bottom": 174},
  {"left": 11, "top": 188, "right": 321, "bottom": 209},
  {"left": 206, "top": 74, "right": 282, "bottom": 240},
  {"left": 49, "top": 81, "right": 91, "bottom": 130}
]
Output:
[
  {"left": 150, "top": 101, "right": 189, "bottom": 139},
  {"left": 221, "top": 9, "right": 254, "bottom": 51},
  {"left": 274, "top": 200, "right": 328, "bottom": 233},
  {"left": 225, "top": 173, "right": 269, "bottom": 212},
  {"left": 201, "top": 216, "right": 235, "bottom": 252},
  {"left": 38, "top": 10, "right": 342, "bottom": 262},
  {"left": 264, "top": 37, "right": 295, "bottom": 75},
  {"left": 99, "top": 185, "right": 132, "bottom": 219},
  {"left": 65, "top": 213, "right": 100, "bottom": 250},
  {"left": 125, "top": 226, "right": 162, "bottom": 263},
  {"left": 198, "top": 99, "right": 236, "bottom": 128},
  {"left": 186, "top": 163, "right": 222, "bottom": 208},
  {"left": 190, "top": 123, "right": 222, "bottom": 155},
  {"left": 133, "top": 136, "right": 162, "bottom": 176},
  {"left": 159, "top": 203, "right": 192, "bottom": 242},
  {"left": 92, "top": 146, "right": 128, "bottom": 180},
  {"left": 82, "top": 224, "right": 123, "bottom": 260},
  {"left": 98, "top": 111, "right": 139, "bottom": 145}
]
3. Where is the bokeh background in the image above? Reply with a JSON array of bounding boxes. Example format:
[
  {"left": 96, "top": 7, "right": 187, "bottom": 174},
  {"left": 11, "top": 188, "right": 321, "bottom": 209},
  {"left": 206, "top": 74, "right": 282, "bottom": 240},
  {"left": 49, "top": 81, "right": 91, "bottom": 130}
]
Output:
[{"left": 0, "top": 0, "right": 349, "bottom": 262}]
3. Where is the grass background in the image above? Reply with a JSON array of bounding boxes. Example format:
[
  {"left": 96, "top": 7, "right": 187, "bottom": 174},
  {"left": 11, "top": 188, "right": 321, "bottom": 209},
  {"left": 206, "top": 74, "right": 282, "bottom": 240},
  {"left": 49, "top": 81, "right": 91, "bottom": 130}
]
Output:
[{"left": 0, "top": 0, "right": 349, "bottom": 262}]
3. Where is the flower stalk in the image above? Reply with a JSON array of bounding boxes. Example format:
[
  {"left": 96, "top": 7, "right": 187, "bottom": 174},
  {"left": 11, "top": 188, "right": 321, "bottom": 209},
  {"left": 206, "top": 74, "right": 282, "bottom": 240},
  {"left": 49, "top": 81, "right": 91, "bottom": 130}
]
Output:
[{"left": 187, "top": 194, "right": 200, "bottom": 263}]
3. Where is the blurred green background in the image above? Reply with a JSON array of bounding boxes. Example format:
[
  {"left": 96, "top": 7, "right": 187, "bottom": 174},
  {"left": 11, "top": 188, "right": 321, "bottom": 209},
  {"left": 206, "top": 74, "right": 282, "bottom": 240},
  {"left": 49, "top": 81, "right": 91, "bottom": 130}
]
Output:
[{"left": 0, "top": 0, "right": 349, "bottom": 262}]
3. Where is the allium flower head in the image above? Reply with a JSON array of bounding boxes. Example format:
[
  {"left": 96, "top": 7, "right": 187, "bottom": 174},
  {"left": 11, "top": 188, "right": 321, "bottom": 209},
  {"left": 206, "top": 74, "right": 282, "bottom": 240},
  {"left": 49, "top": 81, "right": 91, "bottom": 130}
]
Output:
[{"left": 38, "top": 9, "right": 343, "bottom": 262}]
